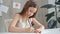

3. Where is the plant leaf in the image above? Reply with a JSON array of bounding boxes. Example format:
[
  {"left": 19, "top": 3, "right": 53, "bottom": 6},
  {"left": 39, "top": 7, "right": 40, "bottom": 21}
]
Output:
[
  {"left": 57, "top": 17, "right": 60, "bottom": 23},
  {"left": 48, "top": 19, "right": 57, "bottom": 28},
  {"left": 40, "top": 4, "right": 55, "bottom": 9},
  {"left": 59, "top": 10, "right": 60, "bottom": 12},
  {"left": 45, "top": 12, "right": 54, "bottom": 21}
]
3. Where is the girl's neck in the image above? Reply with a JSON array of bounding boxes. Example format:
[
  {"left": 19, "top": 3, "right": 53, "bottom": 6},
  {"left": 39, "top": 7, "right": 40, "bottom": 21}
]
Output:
[{"left": 21, "top": 13, "right": 29, "bottom": 22}]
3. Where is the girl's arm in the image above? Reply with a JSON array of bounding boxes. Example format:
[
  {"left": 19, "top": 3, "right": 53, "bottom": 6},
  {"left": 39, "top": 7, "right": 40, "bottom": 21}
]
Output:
[
  {"left": 8, "top": 14, "right": 30, "bottom": 32},
  {"left": 32, "top": 18, "right": 45, "bottom": 33}
]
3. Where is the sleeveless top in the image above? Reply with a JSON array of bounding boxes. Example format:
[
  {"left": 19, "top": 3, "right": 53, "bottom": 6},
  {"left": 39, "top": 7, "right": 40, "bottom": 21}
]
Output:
[{"left": 17, "top": 15, "right": 32, "bottom": 28}]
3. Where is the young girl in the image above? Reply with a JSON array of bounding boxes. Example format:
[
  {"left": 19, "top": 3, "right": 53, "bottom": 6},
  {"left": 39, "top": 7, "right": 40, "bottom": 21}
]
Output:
[{"left": 8, "top": 1, "right": 44, "bottom": 33}]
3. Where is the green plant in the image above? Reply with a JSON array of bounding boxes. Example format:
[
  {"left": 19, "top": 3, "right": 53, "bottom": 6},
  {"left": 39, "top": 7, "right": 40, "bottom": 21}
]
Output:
[{"left": 40, "top": 0, "right": 60, "bottom": 28}]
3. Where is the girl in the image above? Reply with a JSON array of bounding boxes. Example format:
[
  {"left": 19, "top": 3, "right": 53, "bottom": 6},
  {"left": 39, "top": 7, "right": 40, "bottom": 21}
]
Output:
[{"left": 8, "top": 1, "right": 44, "bottom": 33}]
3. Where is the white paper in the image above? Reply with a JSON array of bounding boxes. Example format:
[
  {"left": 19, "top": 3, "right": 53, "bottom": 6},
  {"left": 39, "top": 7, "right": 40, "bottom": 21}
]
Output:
[
  {"left": 13, "top": 2, "right": 21, "bottom": 9},
  {"left": 0, "top": 0, "right": 3, "bottom": 3},
  {"left": 0, "top": 5, "right": 9, "bottom": 13}
]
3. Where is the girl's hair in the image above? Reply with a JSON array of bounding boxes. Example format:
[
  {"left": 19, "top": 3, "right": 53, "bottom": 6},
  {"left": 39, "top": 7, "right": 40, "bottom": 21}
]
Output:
[{"left": 19, "top": 1, "right": 38, "bottom": 18}]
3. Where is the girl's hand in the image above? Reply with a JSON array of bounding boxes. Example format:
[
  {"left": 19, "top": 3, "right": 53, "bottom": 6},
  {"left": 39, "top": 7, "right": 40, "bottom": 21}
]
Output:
[
  {"left": 34, "top": 29, "right": 42, "bottom": 33},
  {"left": 29, "top": 27, "right": 35, "bottom": 32}
]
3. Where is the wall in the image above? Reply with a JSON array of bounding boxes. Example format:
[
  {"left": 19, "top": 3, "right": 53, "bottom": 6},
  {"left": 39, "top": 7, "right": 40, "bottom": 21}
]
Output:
[{"left": 35, "top": 0, "right": 48, "bottom": 28}]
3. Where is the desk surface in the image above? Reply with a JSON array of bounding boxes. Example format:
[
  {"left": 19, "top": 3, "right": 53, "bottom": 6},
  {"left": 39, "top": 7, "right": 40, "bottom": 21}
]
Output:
[
  {"left": 0, "top": 28, "right": 60, "bottom": 34},
  {"left": 42, "top": 28, "right": 60, "bottom": 34}
]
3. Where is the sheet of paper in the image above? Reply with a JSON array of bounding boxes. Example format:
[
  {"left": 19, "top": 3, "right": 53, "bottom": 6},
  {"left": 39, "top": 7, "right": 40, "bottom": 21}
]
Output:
[
  {"left": 0, "top": 0, "right": 3, "bottom": 3},
  {"left": 13, "top": 2, "right": 21, "bottom": 9},
  {"left": 0, "top": 5, "right": 9, "bottom": 13}
]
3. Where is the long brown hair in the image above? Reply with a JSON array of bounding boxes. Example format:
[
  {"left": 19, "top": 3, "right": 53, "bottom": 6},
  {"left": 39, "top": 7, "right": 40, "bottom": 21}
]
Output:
[{"left": 19, "top": 1, "right": 38, "bottom": 18}]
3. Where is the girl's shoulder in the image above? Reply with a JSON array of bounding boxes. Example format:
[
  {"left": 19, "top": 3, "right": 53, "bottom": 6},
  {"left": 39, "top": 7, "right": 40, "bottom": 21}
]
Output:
[
  {"left": 13, "top": 13, "right": 22, "bottom": 20},
  {"left": 15, "top": 13, "right": 22, "bottom": 17}
]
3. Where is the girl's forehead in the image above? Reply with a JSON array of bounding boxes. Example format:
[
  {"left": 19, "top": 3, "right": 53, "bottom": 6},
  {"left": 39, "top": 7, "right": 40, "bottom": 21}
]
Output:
[
  {"left": 29, "top": 7, "right": 37, "bottom": 11},
  {"left": 29, "top": 7, "right": 37, "bottom": 12},
  {"left": 29, "top": 7, "right": 37, "bottom": 9}
]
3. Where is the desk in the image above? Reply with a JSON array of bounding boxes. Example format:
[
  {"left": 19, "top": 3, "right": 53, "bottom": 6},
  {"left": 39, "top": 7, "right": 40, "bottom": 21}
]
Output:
[
  {"left": 42, "top": 28, "right": 60, "bottom": 34},
  {"left": 0, "top": 28, "right": 60, "bottom": 34}
]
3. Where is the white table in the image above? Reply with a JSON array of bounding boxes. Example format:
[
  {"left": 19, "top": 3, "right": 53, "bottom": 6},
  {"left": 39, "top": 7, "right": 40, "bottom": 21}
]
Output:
[
  {"left": 0, "top": 28, "right": 60, "bottom": 34},
  {"left": 42, "top": 28, "right": 60, "bottom": 34}
]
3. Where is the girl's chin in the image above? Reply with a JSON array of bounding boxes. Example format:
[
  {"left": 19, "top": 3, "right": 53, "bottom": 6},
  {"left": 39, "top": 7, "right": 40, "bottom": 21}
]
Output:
[
  {"left": 28, "top": 16, "right": 31, "bottom": 17},
  {"left": 28, "top": 15, "right": 32, "bottom": 17}
]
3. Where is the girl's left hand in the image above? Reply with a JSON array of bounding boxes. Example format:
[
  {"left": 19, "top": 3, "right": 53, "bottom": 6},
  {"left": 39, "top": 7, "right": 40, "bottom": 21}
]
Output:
[
  {"left": 29, "top": 27, "right": 35, "bottom": 32},
  {"left": 34, "top": 29, "right": 42, "bottom": 33}
]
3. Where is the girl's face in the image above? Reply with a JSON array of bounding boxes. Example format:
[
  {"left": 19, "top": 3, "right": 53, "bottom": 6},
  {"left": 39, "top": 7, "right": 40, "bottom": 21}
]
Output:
[{"left": 27, "top": 7, "right": 37, "bottom": 17}]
